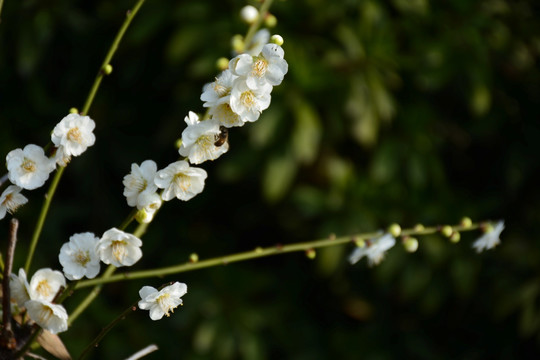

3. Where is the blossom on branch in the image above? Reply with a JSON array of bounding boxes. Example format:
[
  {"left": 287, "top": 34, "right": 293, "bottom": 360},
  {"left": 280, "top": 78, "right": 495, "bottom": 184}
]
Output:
[
  {"left": 96, "top": 228, "right": 143, "bottom": 267},
  {"left": 472, "top": 220, "right": 505, "bottom": 253},
  {"left": 28, "top": 268, "right": 66, "bottom": 302},
  {"left": 123, "top": 160, "right": 159, "bottom": 208},
  {"left": 348, "top": 233, "right": 396, "bottom": 266},
  {"left": 178, "top": 112, "right": 229, "bottom": 164},
  {"left": 51, "top": 113, "right": 96, "bottom": 163},
  {"left": 154, "top": 160, "right": 207, "bottom": 201},
  {"left": 59, "top": 232, "right": 101, "bottom": 280},
  {"left": 0, "top": 185, "right": 28, "bottom": 220},
  {"left": 6, "top": 144, "right": 56, "bottom": 190},
  {"left": 26, "top": 300, "right": 68, "bottom": 334},
  {"left": 138, "top": 282, "right": 187, "bottom": 321}
]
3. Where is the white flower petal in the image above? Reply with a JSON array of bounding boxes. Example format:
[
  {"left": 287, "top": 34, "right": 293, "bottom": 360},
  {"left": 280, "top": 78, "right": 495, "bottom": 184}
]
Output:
[{"left": 96, "top": 228, "right": 143, "bottom": 267}]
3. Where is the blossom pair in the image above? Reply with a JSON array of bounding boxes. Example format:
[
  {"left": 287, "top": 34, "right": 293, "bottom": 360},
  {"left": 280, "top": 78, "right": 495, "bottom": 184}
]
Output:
[
  {"left": 10, "top": 269, "right": 68, "bottom": 334},
  {"left": 59, "top": 228, "right": 143, "bottom": 281}
]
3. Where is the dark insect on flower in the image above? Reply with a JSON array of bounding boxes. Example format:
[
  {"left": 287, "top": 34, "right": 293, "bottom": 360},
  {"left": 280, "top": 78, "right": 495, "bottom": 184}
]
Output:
[{"left": 214, "top": 126, "right": 229, "bottom": 147}]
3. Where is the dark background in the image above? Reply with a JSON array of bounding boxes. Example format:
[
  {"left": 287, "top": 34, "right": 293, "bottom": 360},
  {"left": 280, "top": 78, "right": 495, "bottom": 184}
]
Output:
[{"left": 1, "top": 0, "right": 540, "bottom": 358}]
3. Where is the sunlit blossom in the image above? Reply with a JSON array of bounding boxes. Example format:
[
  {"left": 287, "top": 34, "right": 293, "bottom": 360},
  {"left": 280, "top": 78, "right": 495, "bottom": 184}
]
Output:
[
  {"left": 96, "top": 228, "right": 143, "bottom": 267},
  {"left": 6, "top": 144, "right": 56, "bottom": 190},
  {"left": 348, "top": 233, "right": 396, "bottom": 266},
  {"left": 123, "top": 160, "right": 159, "bottom": 208},
  {"left": 51, "top": 113, "right": 96, "bottom": 159},
  {"left": 26, "top": 300, "right": 68, "bottom": 334},
  {"left": 0, "top": 185, "right": 28, "bottom": 220},
  {"left": 138, "top": 282, "right": 187, "bottom": 321},
  {"left": 59, "top": 232, "right": 101, "bottom": 280},
  {"left": 154, "top": 160, "right": 207, "bottom": 201}
]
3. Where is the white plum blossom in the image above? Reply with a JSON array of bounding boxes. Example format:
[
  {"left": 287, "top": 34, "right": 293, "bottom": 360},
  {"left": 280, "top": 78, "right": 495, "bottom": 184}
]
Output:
[
  {"left": 201, "top": 70, "right": 237, "bottom": 108},
  {"left": 9, "top": 268, "right": 31, "bottom": 308},
  {"left": 59, "top": 232, "right": 101, "bottom": 280},
  {"left": 0, "top": 185, "right": 28, "bottom": 220},
  {"left": 96, "top": 228, "right": 143, "bottom": 267},
  {"left": 348, "top": 233, "right": 396, "bottom": 266},
  {"left": 138, "top": 282, "right": 187, "bottom": 321},
  {"left": 123, "top": 160, "right": 159, "bottom": 208},
  {"left": 6, "top": 144, "right": 56, "bottom": 190},
  {"left": 230, "top": 43, "right": 288, "bottom": 89},
  {"left": 51, "top": 113, "right": 96, "bottom": 162},
  {"left": 229, "top": 78, "right": 272, "bottom": 123},
  {"left": 178, "top": 113, "right": 229, "bottom": 164},
  {"left": 154, "top": 160, "right": 207, "bottom": 201},
  {"left": 472, "top": 220, "right": 505, "bottom": 253},
  {"left": 208, "top": 98, "right": 244, "bottom": 128},
  {"left": 28, "top": 268, "right": 66, "bottom": 302},
  {"left": 25, "top": 300, "right": 68, "bottom": 334}
]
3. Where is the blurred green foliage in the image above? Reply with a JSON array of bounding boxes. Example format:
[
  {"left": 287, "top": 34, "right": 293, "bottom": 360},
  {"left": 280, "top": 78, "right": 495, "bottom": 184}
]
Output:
[{"left": 1, "top": 0, "right": 540, "bottom": 358}]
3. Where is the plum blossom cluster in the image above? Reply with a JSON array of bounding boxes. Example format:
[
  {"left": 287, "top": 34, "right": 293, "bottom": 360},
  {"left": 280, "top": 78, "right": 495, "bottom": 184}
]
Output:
[
  {"left": 10, "top": 269, "right": 68, "bottom": 334},
  {"left": 1, "top": 113, "right": 96, "bottom": 220}
]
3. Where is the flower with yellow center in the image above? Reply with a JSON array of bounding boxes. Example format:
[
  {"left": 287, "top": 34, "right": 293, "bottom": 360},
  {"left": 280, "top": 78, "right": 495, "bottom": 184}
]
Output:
[
  {"left": 230, "top": 78, "right": 272, "bottom": 123},
  {"left": 28, "top": 268, "right": 66, "bottom": 302},
  {"left": 123, "top": 160, "right": 158, "bottom": 208},
  {"left": 59, "top": 232, "right": 101, "bottom": 280},
  {"left": 0, "top": 185, "right": 28, "bottom": 220},
  {"left": 138, "top": 282, "right": 187, "bottom": 321},
  {"left": 6, "top": 144, "right": 56, "bottom": 190},
  {"left": 96, "top": 228, "right": 143, "bottom": 267},
  {"left": 51, "top": 113, "right": 96, "bottom": 161},
  {"left": 154, "top": 160, "right": 207, "bottom": 201},
  {"left": 178, "top": 112, "right": 229, "bottom": 164}
]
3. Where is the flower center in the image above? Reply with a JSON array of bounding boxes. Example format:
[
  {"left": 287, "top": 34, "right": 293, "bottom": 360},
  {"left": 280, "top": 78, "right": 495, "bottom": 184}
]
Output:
[
  {"left": 240, "top": 91, "right": 255, "bottom": 109},
  {"left": 67, "top": 127, "right": 82, "bottom": 143},
  {"left": 22, "top": 158, "right": 36, "bottom": 173},
  {"left": 213, "top": 80, "right": 229, "bottom": 97},
  {"left": 157, "top": 293, "right": 175, "bottom": 316},
  {"left": 75, "top": 250, "right": 91, "bottom": 266},
  {"left": 111, "top": 240, "right": 127, "bottom": 262},
  {"left": 173, "top": 174, "right": 191, "bottom": 191},
  {"left": 36, "top": 280, "right": 52, "bottom": 298},
  {"left": 252, "top": 58, "right": 268, "bottom": 78}
]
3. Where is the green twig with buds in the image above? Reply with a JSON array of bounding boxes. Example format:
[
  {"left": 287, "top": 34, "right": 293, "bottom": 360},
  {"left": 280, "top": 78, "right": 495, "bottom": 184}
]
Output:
[{"left": 74, "top": 219, "right": 483, "bottom": 289}]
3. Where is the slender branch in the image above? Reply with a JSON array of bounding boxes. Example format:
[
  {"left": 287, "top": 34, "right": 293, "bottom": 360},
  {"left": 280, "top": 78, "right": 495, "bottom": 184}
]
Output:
[
  {"left": 77, "top": 301, "right": 138, "bottom": 360},
  {"left": 243, "top": 0, "right": 275, "bottom": 48},
  {"left": 80, "top": 0, "right": 146, "bottom": 115},
  {"left": 24, "top": 166, "right": 65, "bottom": 274},
  {"left": 13, "top": 325, "right": 41, "bottom": 359},
  {"left": 0, "top": 0, "right": 4, "bottom": 25},
  {"left": 75, "top": 222, "right": 482, "bottom": 289},
  {"left": 1, "top": 219, "right": 19, "bottom": 351}
]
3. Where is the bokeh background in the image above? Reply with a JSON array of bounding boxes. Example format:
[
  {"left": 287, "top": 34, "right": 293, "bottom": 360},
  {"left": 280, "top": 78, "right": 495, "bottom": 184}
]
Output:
[{"left": 1, "top": 0, "right": 540, "bottom": 358}]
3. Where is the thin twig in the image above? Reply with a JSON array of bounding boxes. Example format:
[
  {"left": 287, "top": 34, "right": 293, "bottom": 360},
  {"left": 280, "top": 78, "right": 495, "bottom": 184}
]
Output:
[{"left": 1, "top": 218, "right": 19, "bottom": 351}]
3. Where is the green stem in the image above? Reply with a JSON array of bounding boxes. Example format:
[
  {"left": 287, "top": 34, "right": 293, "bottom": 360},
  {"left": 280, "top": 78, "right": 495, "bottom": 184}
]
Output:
[
  {"left": 0, "top": 0, "right": 4, "bottom": 24},
  {"left": 24, "top": 166, "right": 65, "bottom": 274},
  {"left": 243, "top": 0, "right": 275, "bottom": 50},
  {"left": 75, "top": 222, "right": 482, "bottom": 289},
  {"left": 80, "top": 0, "right": 147, "bottom": 115}
]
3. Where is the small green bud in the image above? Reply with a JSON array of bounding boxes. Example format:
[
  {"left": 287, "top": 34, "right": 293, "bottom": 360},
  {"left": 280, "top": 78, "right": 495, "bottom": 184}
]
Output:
[
  {"left": 216, "top": 57, "right": 229, "bottom": 71},
  {"left": 264, "top": 14, "right": 277, "bottom": 28},
  {"left": 388, "top": 223, "right": 401, "bottom": 237},
  {"left": 270, "top": 34, "right": 284, "bottom": 46},
  {"left": 255, "top": 246, "right": 263, "bottom": 253},
  {"left": 403, "top": 237, "right": 419, "bottom": 253},
  {"left": 440, "top": 225, "right": 453, "bottom": 238},
  {"left": 135, "top": 208, "right": 152, "bottom": 224},
  {"left": 231, "top": 34, "right": 244, "bottom": 53},
  {"left": 103, "top": 64, "right": 113, "bottom": 75},
  {"left": 306, "top": 248, "right": 316, "bottom": 260},
  {"left": 460, "top": 217, "right": 473, "bottom": 228},
  {"left": 189, "top": 253, "right": 199, "bottom": 263},
  {"left": 175, "top": 138, "right": 183, "bottom": 149},
  {"left": 414, "top": 223, "right": 425, "bottom": 232},
  {"left": 450, "top": 232, "right": 461, "bottom": 243},
  {"left": 354, "top": 238, "right": 365, "bottom": 248},
  {"left": 69, "top": 107, "right": 79, "bottom": 114}
]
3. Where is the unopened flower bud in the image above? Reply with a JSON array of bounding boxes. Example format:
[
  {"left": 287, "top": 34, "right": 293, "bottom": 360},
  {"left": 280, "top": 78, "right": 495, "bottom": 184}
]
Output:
[
  {"left": 441, "top": 225, "right": 453, "bottom": 238},
  {"left": 189, "top": 253, "right": 199, "bottom": 263},
  {"left": 270, "top": 34, "right": 284, "bottom": 46},
  {"left": 103, "top": 64, "right": 113, "bottom": 75},
  {"left": 175, "top": 138, "right": 183, "bottom": 149},
  {"left": 403, "top": 237, "right": 419, "bottom": 253},
  {"left": 306, "top": 248, "right": 316, "bottom": 260},
  {"left": 69, "top": 107, "right": 78, "bottom": 114},
  {"left": 354, "top": 238, "right": 365, "bottom": 248},
  {"left": 231, "top": 34, "right": 244, "bottom": 53},
  {"left": 414, "top": 223, "right": 425, "bottom": 232},
  {"left": 450, "top": 232, "right": 461, "bottom": 243},
  {"left": 240, "top": 5, "right": 259, "bottom": 24},
  {"left": 265, "top": 13, "right": 277, "bottom": 28},
  {"left": 460, "top": 217, "right": 473, "bottom": 228},
  {"left": 135, "top": 208, "right": 154, "bottom": 224},
  {"left": 216, "top": 57, "right": 229, "bottom": 71},
  {"left": 388, "top": 223, "right": 401, "bottom": 237}
]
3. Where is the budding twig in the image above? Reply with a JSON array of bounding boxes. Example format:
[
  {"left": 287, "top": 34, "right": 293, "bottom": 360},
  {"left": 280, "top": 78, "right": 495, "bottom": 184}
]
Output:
[{"left": 1, "top": 219, "right": 18, "bottom": 351}]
